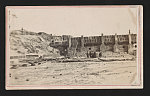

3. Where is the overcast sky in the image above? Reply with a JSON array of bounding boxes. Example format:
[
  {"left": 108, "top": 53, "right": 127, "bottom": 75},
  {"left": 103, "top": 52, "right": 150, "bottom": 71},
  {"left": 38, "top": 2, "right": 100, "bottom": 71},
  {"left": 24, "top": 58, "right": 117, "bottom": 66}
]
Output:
[{"left": 7, "top": 6, "right": 138, "bottom": 36}]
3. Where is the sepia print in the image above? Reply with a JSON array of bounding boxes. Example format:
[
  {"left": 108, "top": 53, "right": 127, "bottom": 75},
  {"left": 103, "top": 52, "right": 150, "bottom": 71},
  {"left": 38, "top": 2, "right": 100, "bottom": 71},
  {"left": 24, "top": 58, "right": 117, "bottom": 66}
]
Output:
[{"left": 5, "top": 6, "right": 143, "bottom": 89}]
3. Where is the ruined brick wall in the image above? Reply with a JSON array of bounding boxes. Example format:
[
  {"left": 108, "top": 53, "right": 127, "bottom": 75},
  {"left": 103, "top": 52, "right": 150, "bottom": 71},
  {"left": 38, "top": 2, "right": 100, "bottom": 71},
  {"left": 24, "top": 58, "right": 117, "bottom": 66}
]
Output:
[
  {"left": 117, "top": 35, "right": 129, "bottom": 44},
  {"left": 103, "top": 35, "right": 115, "bottom": 44},
  {"left": 68, "top": 34, "right": 136, "bottom": 57},
  {"left": 131, "top": 34, "right": 137, "bottom": 44},
  {"left": 49, "top": 33, "right": 137, "bottom": 58}
]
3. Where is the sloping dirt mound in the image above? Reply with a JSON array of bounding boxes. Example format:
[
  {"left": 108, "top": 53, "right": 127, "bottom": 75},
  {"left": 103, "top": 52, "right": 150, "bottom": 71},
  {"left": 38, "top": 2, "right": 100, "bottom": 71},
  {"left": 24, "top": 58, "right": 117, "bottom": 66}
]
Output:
[{"left": 9, "top": 30, "right": 60, "bottom": 56}]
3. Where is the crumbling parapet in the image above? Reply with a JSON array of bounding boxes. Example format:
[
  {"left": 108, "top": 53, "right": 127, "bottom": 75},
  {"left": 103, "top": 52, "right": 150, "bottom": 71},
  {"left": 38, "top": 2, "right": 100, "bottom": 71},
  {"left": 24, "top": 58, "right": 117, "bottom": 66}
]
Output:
[
  {"left": 80, "top": 35, "right": 86, "bottom": 52},
  {"left": 67, "top": 36, "right": 74, "bottom": 58},
  {"left": 128, "top": 30, "right": 133, "bottom": 55},
  {"left": 100, "top": 33, "right": 106, "bottom": 53},
  {"left": 68, "top": 36, "right": 72, "bottom": 48},
  {"left": 113, "top": 33, "right": 119, "bottom": 53},
  {"left": 81, "top": 35, "right": 84, "bottom": 48}
]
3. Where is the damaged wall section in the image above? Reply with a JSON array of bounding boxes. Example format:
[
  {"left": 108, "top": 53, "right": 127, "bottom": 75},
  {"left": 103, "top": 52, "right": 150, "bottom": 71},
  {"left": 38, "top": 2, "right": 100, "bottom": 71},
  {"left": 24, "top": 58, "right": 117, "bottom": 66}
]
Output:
[{"left": 50, "top": 30, "right": 137, "bottom": 58}]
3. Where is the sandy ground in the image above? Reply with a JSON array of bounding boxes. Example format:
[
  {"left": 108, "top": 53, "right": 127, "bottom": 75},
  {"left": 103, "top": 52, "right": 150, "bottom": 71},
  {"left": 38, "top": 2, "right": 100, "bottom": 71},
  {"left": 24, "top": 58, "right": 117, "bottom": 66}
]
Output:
[{"left": 8, "top": 61, "right": 137, "bottom": 85}]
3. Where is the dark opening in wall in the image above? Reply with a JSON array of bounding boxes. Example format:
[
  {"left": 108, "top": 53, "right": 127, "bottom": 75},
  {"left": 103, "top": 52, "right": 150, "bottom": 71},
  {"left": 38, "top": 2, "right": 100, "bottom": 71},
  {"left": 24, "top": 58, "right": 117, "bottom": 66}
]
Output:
[{"left": 89, "top": 48, "right": 91, "bottom": 50}]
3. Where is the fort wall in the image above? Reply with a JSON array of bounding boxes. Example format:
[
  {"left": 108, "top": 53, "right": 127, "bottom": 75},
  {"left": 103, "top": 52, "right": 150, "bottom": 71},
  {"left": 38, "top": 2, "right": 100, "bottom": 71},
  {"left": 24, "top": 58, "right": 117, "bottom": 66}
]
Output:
[{"left": 50, "top": 30, "right": 137, "bottom": 58}]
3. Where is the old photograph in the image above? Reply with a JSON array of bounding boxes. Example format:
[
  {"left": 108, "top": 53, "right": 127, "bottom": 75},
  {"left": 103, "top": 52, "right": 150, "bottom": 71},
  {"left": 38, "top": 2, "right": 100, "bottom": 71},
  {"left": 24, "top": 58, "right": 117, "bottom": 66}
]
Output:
[{"left": 5, "top": 6, "right": 143, "bottom": 89}]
